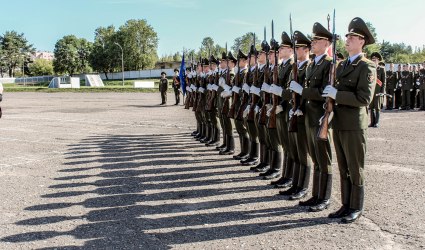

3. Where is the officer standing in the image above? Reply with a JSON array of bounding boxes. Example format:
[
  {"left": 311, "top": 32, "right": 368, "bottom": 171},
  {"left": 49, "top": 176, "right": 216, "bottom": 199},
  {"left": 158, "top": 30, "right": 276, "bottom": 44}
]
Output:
[
  {"left": 400, "top": 64, "right": 413, "bottom": 110},
  {"left": 386, "top": 63, "right": 397, "bottom": 110},
  {"left": 159, "top": 72, "right": 168, "bottom": 105},
  {"left": 369, "top": 52, "right": 386, "bottom": 127},
  {"left": 419, "top": 62, "right": 425, "bottom": 110},
  {"left": 323, "top": 17, "right": 376, "bottom": 223},
  {"left": 172, "top": 69, "right": 181, "bottom": 105}
]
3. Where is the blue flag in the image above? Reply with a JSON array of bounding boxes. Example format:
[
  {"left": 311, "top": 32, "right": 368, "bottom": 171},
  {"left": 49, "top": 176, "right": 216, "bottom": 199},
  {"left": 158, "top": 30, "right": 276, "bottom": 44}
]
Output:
[{"left": 179, "top": 53, "right": 186, "bottom": 95}]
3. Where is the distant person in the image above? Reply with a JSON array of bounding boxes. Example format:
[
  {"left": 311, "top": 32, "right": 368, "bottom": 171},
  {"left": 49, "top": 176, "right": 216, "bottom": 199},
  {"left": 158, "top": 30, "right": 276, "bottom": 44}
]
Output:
[
  {"left": 386, "top": 63, "right": 397, "bottom": 110},
  {"left": 172, "top": 69, "right": 181, "bottom": 105},
  {"left": 395, "top": 64, "right": 402, "bottom": 109},
  {"left": 0, "top": 82, "right": 3, "bottom": 118},
  {"left": 159, "top": 72, "right": 168, "bottom": 105}
]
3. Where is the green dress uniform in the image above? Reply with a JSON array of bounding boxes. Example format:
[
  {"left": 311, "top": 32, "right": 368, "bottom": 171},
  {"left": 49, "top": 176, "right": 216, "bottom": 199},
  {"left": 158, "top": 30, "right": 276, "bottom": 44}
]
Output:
[
  {"left": 231, "top": 50, "right": 250, "bottom": 160},
  {"left": 172, "top": 69, "right": 181, "bottom": 105},
  {"left": 368, "top": 53, "right": 386, "bottom": 127},
  {"left": 328, "top": 17, "right": 376, "bottom": 223},
  {"left": 216, "top": 52, "right": 229, "bottom": 151},
  {"left": 419, "top": 68, "right": 425, "bottom": 110},
  {"left": 205, "top": 56, "right": 221, "bottom": 146},
  {"left": 196, "top": 59, "right": 209, "bottom": 143},
  {"left": 193, "top": 70, "right": 204, "bottom": 140},
  {"left": 159, "top": 76, "right": 168, "bottom": 105},
  {"left": 298, "top": 22, "right": 334, "bottom": 211},
  {"left": 400, "top": 70, "right": 413, "bottom": 110},
  {"left": 411, "top": 70, "right": 420, "bottom": 109},
  {"left": 385, "top": 69, "right": 397, "bottom": 109},
  {"left": 279, "top": 30, "right": 312, "bottom": 201},
  {"left": 241, "top": 45, "right": 261, "bottom": 166}
]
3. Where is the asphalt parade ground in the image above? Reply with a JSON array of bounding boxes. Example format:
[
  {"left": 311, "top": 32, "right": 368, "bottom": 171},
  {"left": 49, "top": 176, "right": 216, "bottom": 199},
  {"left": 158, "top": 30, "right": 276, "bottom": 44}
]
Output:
[{"left": 0, "top": 92, "right": 424, "bottom": 249}]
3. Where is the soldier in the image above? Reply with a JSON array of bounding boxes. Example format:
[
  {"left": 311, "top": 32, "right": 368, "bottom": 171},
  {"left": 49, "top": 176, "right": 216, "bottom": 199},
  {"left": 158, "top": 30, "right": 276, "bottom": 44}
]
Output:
[
  {"left": 323, "top": 17, "right": 376, "bottom": 223},
  {"left": 290, "top": 22, "right": 333, "bottom": 211},
  {"left": 419, "top": 62, "right": 425, "bottom": 110},
  {"left": 386, "top": 63, "right": 397, "bottom": 110},
  {"left": 279, "top": 31, "right": 312, "bottom": 201},
  {"left": 400, "top": 64, "right": 413, "bottom": 110},
  {"left": 204, "top": 55, "right": 221, "bottom": 146},
  {"left": 199, "top": 59, "right": 212, "bottom": 144},
  {"left": 0, "top": 82, "right": 2, "bottom": 118},
  {"left": 269, "top": 32, "right": 295, "bottom": 188},
  {"left": 369, "top": 52, "right": 386, "bottom": 127},
  {"left": 193, "top": 62, "right": 204, "bottom": 140},
  {"left": 159, "top": 72, "right": 168, "bottom": 105},
  {"left": 218, "top": 52, "right": 236, "bottom": 155},
  {"left": 241, "top": 45, "right": 261, "bottom": 167},
  {"left": 411, "top": 65, "right": 419, "bottom": 109},
  {"left": 395, "top": 64, "right": 402, "bottom": 109},
  {"left": 172, "top": 69, "right": 181, "bottom": 105},
  {"left": 262, "top": 37, "right": 283, "bottom": 180},
  {"left": 216, "top": 53, "right": 229, "bottom": 151},
  {"left": 230, "top": 50, "right": 250, "bottom": 160}
]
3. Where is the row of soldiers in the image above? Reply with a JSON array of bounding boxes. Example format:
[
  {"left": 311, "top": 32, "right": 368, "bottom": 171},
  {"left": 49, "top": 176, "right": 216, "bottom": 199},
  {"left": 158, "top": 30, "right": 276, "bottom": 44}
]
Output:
[{"left": 183, "top": 17, "right": 378, "bottom": 224}]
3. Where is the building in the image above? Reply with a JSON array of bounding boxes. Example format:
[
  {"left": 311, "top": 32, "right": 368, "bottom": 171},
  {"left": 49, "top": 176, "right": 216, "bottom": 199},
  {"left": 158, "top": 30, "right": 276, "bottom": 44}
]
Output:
[{"left": 32, "top": 51, "right": 54, "bottom": 61}]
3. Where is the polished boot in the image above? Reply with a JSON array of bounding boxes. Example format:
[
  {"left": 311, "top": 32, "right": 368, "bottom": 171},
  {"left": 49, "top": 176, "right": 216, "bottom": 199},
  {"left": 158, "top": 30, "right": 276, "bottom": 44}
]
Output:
[
  {"left": 250, "top": 144, "right": 266, "bottom": 171},
  {"left": 261, "top": 150, "right": 282, "bottom": 180},
  {"left": 289, "top": 188, "right": 308, "bottom": 200},
  {"left": 195, "top": 124, "right": 204, "bottom": 140},
  {"left": 328, "top": 205, "right": 350, "bottom": 218},
  {"left": 270, "top": 153, "right": 287, "bottom": 185},
  {"left": 279, "top": 185, "right": 298, "bottom": 196},
  {"left": 299, "top": 196, "right": 317, "bottom": 206},
  {"left": 374, "top": 111, "right": 380, "bottom": 127},
  {"left": 233, "top": 137, "right": 250, "bottom": 160},
  {"left": 199, "top": 124, "right": 209, "bottom": 142},
  {"left": 309, "top": 173, "right": 332, "bottom": 212},
  {"left": 200, "top": 125, "right": 211, "bottom": 143},
  {"left": 242, "top": 141, "right": 259, "bottom": 166},
  {"left": 254, "top": 145, "right": 270, "bottom": 172},
  {"left": 219, "top": 135, "right": 235, "bottom": 155},
  {"left": 206, "top": 128, "right": 220, "bottom": 146},
  {"left": 342, "top": 185, "right": 364, "bottom": 223},
  {"left": 216, "top": 130, "right": 227, "bottom": 151},
  {"left": 274, "top": 156, "right": 294, "bottom": 188}
]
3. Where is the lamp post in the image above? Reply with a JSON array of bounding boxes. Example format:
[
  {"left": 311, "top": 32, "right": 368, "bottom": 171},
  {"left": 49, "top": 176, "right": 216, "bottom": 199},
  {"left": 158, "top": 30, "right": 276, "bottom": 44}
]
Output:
[{"left": 114, "top": 42, "right": 124, "bottom": 86}]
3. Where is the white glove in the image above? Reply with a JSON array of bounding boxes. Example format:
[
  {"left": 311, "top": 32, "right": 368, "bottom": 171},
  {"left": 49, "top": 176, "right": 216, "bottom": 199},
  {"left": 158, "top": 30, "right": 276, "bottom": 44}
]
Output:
[
  {"left": 289, "top": 81, "right": 303, "bottom": 95},
  {"left": 254, "top": 105, "right": 260, "bottom": 114},
  {"left": 221, "top": 90, "right": 232, "bottom": 98},
  {"left": 319, "top": 111, "right": 334, "bottom": 126},
  {"left": 242, "top": 83, "right": 250, "bottom": 94},
  {"left": 0, "top": 83, "right": 3, "bottom": 94},
  {"left": 270, "top": 84, "right": 283, "bottom": 96},
  {"left": 266, "top": 107, "right": 273, "bottom": 117},
  {"left": 394, "top": 89, "right": 396, "bottom": 91},
  {"left": 186, "top": 86, "right": 190, "bottom": 92},
  {"left": 398, "top": 84, "right": 402, "bottom": 87},
  {"left": 322, "top": 85, "right": 337, "bottom": 100},
  {"left": 289, "top": 109, "right": 294, "bottom": 120},
  {"left": 294, "top": 109, "right": 304, "bottom": 116},
  {"left": 265, "top": 104, "right": 272, "bottom": 110},
  {"left": 261, "top": 82, "right": 271, "bottom": 93},
  {"left": 416, "top": 81, "right": 420, "bottom": 86},
  {"left": 243, "top": 105, "right": 250, "bottom": 118},
  {"left": 219, "top": 77, "right": 225, "bottom": 87},
  {"left": 410, "top": 89, "right": 413, "bottom": 91},
  {"left": 275, "top": 105, "right": 283, "bottom": 114}
]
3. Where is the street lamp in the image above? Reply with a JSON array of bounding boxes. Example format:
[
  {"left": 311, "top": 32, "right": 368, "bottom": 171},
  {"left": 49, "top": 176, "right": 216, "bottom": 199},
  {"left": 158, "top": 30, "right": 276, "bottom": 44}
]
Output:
[{"left": 114, "top": 42, "right": 124, "bottom": 86}]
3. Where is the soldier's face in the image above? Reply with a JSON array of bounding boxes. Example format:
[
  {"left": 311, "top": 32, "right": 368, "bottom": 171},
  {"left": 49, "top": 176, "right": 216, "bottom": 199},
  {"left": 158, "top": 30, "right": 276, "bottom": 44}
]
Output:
[
  {"left": 269, "top": 52, "right": 275, "bottom": 64},
  {"left": 239, "top": 58, "right": 248, "bottom": 68},
  {"left": 228, "top": 61, "right": 235, "bottom": 68},
  {"left": 403, "top": 65, "right": 408, "bottom": 71},
  {"left": 250, "top": 55, "right": 256, "bottom": 63},
  {"left": 211, "top": 64, "right": 217, "bottom": 71},
  {"left": 258, "top": 52, "right": 266, "bottom": 64},
  {"left": 345, "top": 35, "right": 365, "bottom": 53},
  {"left": 279, "top": 47, "right": 292, "bottom": 59},
  {"left": 311, "top": 38, "right": 329, "bottom": 54},
  {"left": 390, "top": 64, "right": 394, "bottom": 70},
  {"left": 219, "top": 60, "right": 226, "bottom": 69},
  {"left": 295, "top": 47, "right": 309, "bottom": 60},
  {"left": 371, "top": 57, "right": 379, "bottom": 66}
]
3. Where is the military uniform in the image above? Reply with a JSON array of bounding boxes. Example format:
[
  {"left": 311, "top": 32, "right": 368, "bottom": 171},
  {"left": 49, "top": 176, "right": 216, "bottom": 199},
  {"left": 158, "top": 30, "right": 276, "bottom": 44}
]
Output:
[
  {"left": 419, "top": 67, "right": 425, "bottom": 110},
  {"left": 204, "top": 56, "right": 221, "bottom": 146},
  {"left": 279, "top": 31, "right": 312, "bottom": 201},
  {"left": 400, "top": 69, "right": 413, "bottom": 110},
  {"left": 215, "top": 53, "right": 228, "bottom": 151},
  {"left": 369, "top": 52, "right": 386, "bottom": 127},
  {"left": 326, "top": 17, "right": 376, "bottom": 223},
  {"left": 159, "top": 73, "right": 168, "bottom": 105},
  {"left": 411, "top": 69, "right": 420, "bottom": 109},
  {"left": 385, "top": 68, "right": 397, "bottom": 110},
  {"left": 172, "top": 69, "right": 181, "bottom": 105}
]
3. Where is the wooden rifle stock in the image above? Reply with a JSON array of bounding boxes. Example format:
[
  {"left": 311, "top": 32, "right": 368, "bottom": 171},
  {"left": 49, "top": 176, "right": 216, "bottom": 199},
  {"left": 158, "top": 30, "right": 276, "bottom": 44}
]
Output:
[
  {"left": 221, "top": 64, "right": 231, "bottom": 115},
  {"left": 268, "top": 53, "right": 279, "bottom": 129},
  {"left": 227, "top": 60, "right": 240, "bottom": 118},
  {"left": 259, "top": 63, "right": 271, "bottom": 125}
]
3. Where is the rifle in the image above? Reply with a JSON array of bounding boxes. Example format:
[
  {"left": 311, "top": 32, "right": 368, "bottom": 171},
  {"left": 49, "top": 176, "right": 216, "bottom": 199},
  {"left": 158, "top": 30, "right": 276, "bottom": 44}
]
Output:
[
  {"left": 317, "top": 10, "right": 336, "bottom": 141},
  {"left": 288, "top": 14, "right": 299, "bottom": 132},
  {"left": 221, "top": 43, "right": 231, "bottom": 115},
  {"left": 247, "top": 33, "right": 259, "bottom": 122},
  {"left": 184, "top": 68, "right": 191, "bottom": 109},
  {"left": 227, "top": 52, "right": 240, "bottom": 118},
  {"left": 192, "top": 57, "right": 201, "bottom": 112},
  {"left": 268, "top": 20, "right": 279, "bottom": 129},
  {"left": 259, "top": 26, "right": 270, "bottom": 126},
  {"left": 196, "top": 57, "right": 206, "bottom": 112},
  {"left": 236, "top": 36, "right": 253, "bottom": 121},
  {"left": 204, "top": 48, "right": 212, "bottom": 111},
  {"left": 188, "top": 55, "right": 195, "bottom": 107}
]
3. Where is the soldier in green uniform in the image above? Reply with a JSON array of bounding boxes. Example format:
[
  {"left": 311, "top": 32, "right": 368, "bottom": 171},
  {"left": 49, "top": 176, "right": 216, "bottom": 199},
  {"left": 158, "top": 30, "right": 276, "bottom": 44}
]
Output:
[
  {"left": 385, "top": 63, "right": 397, "bottom": 110},
  {"left": 218, "top": 52, "right": 236, "bottom": 155},
  {"left": 252, "top": 40, "right": 272, "bottom": 173},
  {"left": 0, "top": 82, "right": 3, "bottom": 118},
  {"left": 419, "top": 62, "right": 425, "bottom": 110},
  {"left": 290, "top": 22, "right": 333, "bottom": 211},
  {"left": 411, "top": 65, "right": 420, "bottom": 109},
  {"left": 193, "top": 63, "right": 204, "bottom": 140},
  {"left": 369, "top": 52, "right": 386, "bottom": 127},
  {"left": 241, "top": 45, "right": 261, "bottom": 167},
  {"left": 196, "top": 59, "right": 209, "bottom": 142},
  {"left": 159, "top": 72, "right": 168, "bottom": 105},
  {"left": 324, "top": 17, "right": 376, "bottom": 223},
  {"left": 172, "top": 69, "right": 181, "bottom": 105},
  {"left": 199, "top": 58, "right": 213, "bottom": 144},
  {"left": 269, "top": 32, "right": 294, "bottom": 188},
  {"left": 205, "top": 55, "right": 221, "bottom": 146},
  {"left": 279, "top": 31, "right": 312, "bottom": 200},
  {"left": 231, "top": 50, "right": 250, "bottom": 160},
  {"left": 400, "top": 64, "right": 413, "bottom": 110}
]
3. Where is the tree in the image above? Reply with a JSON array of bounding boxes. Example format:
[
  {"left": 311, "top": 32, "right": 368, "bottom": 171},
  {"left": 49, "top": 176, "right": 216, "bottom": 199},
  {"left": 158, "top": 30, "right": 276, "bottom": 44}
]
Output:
[
  {"left": 29, "top": 58, "right": 54, "bottom": 76},
  {"left": 116, "top": 19, "right": 158, "bottom": 70},
  {"left": 89, "top": 25, "right": 120, "bottom": 79},
  {"left": 364, "top": 22, "right": 381, "bottom": 58},
  {"left": 231, "top": 32, "right": 261, "bottom": 55},
  {"left": 0, "top": 31, "right": 35, "bottom": 77},
  {"left": 53, "top": 35, "right": 92, "bottom": 75}
]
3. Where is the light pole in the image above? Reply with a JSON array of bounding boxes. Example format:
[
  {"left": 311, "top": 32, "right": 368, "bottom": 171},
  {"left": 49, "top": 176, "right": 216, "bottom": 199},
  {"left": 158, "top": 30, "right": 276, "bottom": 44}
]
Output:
[{"left": 114, "top": 42, "right": 124, "bottom": 86}]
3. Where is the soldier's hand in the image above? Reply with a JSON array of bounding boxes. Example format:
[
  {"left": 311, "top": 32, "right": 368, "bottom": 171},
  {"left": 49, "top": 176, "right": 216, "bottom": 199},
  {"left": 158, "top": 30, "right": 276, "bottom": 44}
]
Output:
[
  {"left": 410, "top": 89, "right": 413, "bottom": 91},
  {"left": 265, "top": 104, "right": 272, "bottom": 110},
  {"left": 275, "top": 105, "right": 283, "bottom": 114},
  {"left": 289, "top": 109, "right": 294, "bottom": 119},
  {"left": 289, "top": 81, "right": 303, "bottom": 95},
  {"left": 322, "top": 85, "right": 337, "bottom": 100},
  {"left": 243, "top": 105, "right": 250, "bottom": 118}
]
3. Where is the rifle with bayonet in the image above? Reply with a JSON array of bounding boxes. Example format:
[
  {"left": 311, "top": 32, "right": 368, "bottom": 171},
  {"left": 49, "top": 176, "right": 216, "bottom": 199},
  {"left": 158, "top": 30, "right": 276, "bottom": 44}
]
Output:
[
  {"left": 227, "top": 51, "right": 240, "bottom": 118},
  {"left": 184, "top": 55, "right": 192, "bottom": 109},
  {"left": 192, "top": 57, "right": 201, "bottom": 112},
  {"left": 247, "top": 34, "right": 259, "bottom": 122},
  {"left": 268, "top": 20, "right": 279, "bottom": 129},
  {"left": 317, "top": 10, "right": 336, "bottom": 141},
  {"left": 288, "top": 14, "right": 299, "bottom": 132},
  {"left": 221, "top": 44, "right": 231, "bottom": 115},
  {"left": 259, "top": 26, "right": 271, "bottom": 126},
  {"left": 236, "top": 35, "right": 254, "bottom": 121}
]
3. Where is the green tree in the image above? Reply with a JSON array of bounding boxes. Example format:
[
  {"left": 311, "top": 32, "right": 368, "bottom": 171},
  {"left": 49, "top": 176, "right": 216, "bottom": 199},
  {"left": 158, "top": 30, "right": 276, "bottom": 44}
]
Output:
[
  {"left": 116, "top": 19, "right": 159, "bottom": 70},
  {"left": 53, "top": 35, "right": 92, "bottom": 75},
  {"left": 364, "top": 22, "right": 381, "bottom": 58},
  {"left": 29, "top": 58, "right": 54, "bottom": 76},
  {"left": 0, "top": 30, "right": 35, "bottom": 77},
  {"left": 231, "top": 32, "right": 261, "bottom": 55}
]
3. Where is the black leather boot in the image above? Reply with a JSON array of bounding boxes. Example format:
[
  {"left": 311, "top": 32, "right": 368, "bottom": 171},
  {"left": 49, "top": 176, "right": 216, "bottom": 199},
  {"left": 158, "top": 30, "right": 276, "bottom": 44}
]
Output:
[
  {"left": 219, "top": 135, "right": 235, "bottom": 155},
  {"left": 242, "top": 141, "right": 259, "bottom": 166},
  {"left": 206, "top": 128, "right": 220, "bottom": 146},
  {"left": 300, "top": 170, "right": 320, "bottom": 206},
  {"left": 342, "top": 185, "right": 364, "bottom": 223},
  {"left": 254, "top": 145, "right": 270, "bottom": 172},
  {"left": 261, "top": 150, "right": 282, "bottom": 180},
  {"left": 374, "top": 111, "right": 380, "bottom": 127},
  {"left": 195, "top": 123, "right": 204, "bottom": 140},
  {"left": 216, "top": 130, "right": 227, "bottom": 151},
  {"left": 309, "top": 173, "right": 332, "bottom": 212},
  {"left": 233, "top": 137, "right": 249, "bottom": 160},
  {"left": 368, "top": 109, "right": 375, "bottom": 127}
]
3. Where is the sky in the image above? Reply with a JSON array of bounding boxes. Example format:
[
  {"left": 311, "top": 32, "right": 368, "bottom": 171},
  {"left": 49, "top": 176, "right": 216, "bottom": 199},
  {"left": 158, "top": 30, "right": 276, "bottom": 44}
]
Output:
[{"left": 1, "top": 0, "right": 424, "bottom": 57}]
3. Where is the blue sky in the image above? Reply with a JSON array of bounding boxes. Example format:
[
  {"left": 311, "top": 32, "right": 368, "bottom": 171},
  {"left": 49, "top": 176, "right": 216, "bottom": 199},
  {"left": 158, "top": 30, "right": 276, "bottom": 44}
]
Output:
[{"left": 1, "top": 0, "right": 424, "bottom": 56}]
